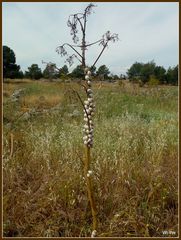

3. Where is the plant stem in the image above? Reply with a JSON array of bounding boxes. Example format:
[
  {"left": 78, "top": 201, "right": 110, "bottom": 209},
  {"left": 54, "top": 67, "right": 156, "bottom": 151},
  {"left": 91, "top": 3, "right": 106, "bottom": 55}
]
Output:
[{"left": 84, "top": 146, "right": 97, "bottom": 231}]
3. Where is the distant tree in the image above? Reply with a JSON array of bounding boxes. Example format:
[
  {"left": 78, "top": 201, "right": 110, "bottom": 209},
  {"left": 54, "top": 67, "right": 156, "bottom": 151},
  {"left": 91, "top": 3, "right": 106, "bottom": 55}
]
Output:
[
  {"left": 127, "top": 61, "right": 157, "bottom": 84},
  {"left": 113, "top": 74, "right": 119, "bottom": 80},
  {"left": 154, "top": 66, "right": 166, "bottom": 84},
  {"left": 25, "top": 64, "right": 42, "bottom": 80},
  {"left": 60, "top": 65, "right": 69, "bottom": 76},
  {"left": 120, "top": 74, "right": 126, "bottom": 80},
  {"left": 166, "top": 65, "right": 178, "bottom": 85},
  {"left": 3, "top": 45, "right": 23, "bottom": 79},
  {"left": 96, "top": 65, "right": 110, "bottom": 79},
  {"left": 71, "top": 65, "right": 84, "bottom": 78},
  {"left": 43, "top": 63, "right": 58, "bottom": 80},
  {"left": 140, "top": 61, "right": 156, "bottom": 84},
  {"left": 127, "top": 62, "right": 144, "bottom": 81},
  {"left": 90, "top": 65, "right": 96, "bottom": 76}
]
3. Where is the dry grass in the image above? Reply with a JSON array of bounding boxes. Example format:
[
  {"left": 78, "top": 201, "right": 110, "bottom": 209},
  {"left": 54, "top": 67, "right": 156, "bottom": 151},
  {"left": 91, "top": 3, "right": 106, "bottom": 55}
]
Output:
[
  {"left": 21, "top": 94, "right": 63, "bottom": 109},
  {"left": 3, "top": 79, "right": 178, "bottom": 237}
]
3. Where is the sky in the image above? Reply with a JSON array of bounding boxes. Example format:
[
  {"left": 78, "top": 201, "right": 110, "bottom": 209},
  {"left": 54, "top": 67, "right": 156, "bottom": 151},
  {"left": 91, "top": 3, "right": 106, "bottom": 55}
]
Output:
[{"left": 2, "top": 2, "right": 179, "bottom": 75}]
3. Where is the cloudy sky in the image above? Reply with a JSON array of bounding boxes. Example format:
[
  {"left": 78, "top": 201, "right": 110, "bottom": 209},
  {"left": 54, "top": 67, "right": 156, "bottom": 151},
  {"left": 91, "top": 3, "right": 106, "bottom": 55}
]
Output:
[{"left": 2, "top": 2, "right": 179, "bottom": 75}]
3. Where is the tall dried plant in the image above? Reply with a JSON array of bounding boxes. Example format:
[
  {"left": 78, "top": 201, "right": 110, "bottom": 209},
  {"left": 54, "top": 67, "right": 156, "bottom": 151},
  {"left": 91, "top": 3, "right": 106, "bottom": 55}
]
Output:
[{"left": 49, "top": 3, "right": 118, "bottom": 237}]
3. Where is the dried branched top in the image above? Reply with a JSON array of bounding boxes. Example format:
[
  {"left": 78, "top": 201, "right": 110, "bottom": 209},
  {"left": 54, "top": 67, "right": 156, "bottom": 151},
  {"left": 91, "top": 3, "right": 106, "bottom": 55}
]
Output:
[
  {"left": 100, "top": 31, "right": 119, "bottom": 47},
  {"left": 67, "top": 3, "right": 96, "bottom": 44},
  {"left": 56, "top": 3, "right": 119, "bottom": 68}
]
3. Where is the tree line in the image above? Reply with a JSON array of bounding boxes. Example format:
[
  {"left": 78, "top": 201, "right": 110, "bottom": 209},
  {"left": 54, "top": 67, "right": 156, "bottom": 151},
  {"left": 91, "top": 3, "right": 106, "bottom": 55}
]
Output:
[
  {"left": 127, "top": 61, "right": 178, "bottom": 86},
  {"left": 3, "top": 45, "right": 178, "bottom": 85}
]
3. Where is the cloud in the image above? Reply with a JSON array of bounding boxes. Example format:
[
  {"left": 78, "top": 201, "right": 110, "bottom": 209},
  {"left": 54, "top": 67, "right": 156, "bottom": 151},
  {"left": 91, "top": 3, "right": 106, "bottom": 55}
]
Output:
[{"left": 2, "top": 2, "right": 178, "bottom": 75}]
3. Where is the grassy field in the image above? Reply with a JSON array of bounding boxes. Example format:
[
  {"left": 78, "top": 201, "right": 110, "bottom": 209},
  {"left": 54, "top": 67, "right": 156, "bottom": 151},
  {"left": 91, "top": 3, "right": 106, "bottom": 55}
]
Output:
[{"left": 3, "top": 79, "right": 178, "bottom": 237}]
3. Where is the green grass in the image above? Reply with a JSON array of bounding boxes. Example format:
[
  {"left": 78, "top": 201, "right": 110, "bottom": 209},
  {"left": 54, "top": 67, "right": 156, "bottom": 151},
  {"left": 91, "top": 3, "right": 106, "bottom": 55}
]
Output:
[{"left": 3, "top": 80, "right": 178, "bottom": 237}]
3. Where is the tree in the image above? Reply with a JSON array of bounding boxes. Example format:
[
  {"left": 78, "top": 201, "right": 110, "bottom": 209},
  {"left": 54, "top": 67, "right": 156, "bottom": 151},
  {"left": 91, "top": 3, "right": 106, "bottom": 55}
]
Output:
[
  {"left": 43, "top": 63, "right": 58, "bottom": 80},
  {"left": 60, "top": 65, "right": 69, "bottom": 76},
  {"left": 3, "top": 46, "right": 23, "bottom": 79},
  {"left": 127, "top": 62, "right": 143, "bottom": 81},
  {"left": 154, "top": 66, "right": 166, "bottom": 84},
  {"left": 90, "top": 65, "right": 96, "bottom": 77},
  {"left": 166, "top": 65, "right": 178, "bottom": 85},
  {"left": 25, "top": 64, "right": 42, "bottom": 80},
  {"left": 71, "top": 65, "right": 84, "bottom": 78},
  {"left": 127, "top": 61, "right": 157, "bottom": 84},
  {"left": 140, "top": 61, "right": 156, "bottom": 84},
  {"left": 120, "top": 74, "right": 126, "bottom": 80},
  {"left": 96, "top": 65, "right": 110, "bottom": 79}
]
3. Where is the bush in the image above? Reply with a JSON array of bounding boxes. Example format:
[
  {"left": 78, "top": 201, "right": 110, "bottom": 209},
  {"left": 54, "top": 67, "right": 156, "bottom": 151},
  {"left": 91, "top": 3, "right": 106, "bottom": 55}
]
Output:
[{"left": 148, "top": 76, "right": 160, "bottom": 86}]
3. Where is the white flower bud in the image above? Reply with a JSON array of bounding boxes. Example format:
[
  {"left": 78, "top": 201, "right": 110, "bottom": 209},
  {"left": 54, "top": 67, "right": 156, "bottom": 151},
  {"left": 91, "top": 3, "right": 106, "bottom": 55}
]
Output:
[
  {"left": 88, "top": 81, "right": 91, "bottom": 85},
  {"left": 84, "top": 140, "right": 88, "bottom": 145},
  {"left": 84, "top": 100, "right": 89, "bottom": 105},
  {"left": 87, "top": 71, "right": 91, "bottom": 76},
  {"left": 84, "top": 117, "right": 88, "bottom": 122},
  {"left": 89, "top": 120, "right": 93, "bottom": 125}
]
